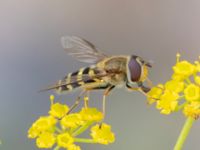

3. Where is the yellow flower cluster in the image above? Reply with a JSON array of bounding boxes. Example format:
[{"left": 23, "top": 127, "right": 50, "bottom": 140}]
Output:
[
  {"left": 28, "top": 95, "right": 115, "bottom": 150},
  {"left": 147, "top": 54, "right": 200, "bottom": 119}
]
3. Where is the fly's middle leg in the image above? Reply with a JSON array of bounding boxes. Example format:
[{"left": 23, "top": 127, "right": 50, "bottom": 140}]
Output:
[{"left": 99, "top": 85, "right": 115, "bottom": 128}]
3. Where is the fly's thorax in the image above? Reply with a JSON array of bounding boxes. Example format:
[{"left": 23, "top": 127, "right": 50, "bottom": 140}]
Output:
[
  {"left": 126, "top": 55, "right": 149, "bottom": 84},
  {"left": 95, "top": 56, "right": 127, "bottom": 85},
  {"left": 98, "top": 56, "right": 127, "bottom": 72}
]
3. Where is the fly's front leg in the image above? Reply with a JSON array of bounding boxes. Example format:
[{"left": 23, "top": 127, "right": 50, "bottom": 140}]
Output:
[
  {"left": 137, "top": 82, "right": 151, "bottom": 93},
  {"left": 127, "top": 86, "right": 147, "bottom": 97},
  {"left": 146, "top": 77, "right": 153, "bottom": 88},
  {"left": 127, "top": 82, "right": 150, "bottom": 96},
  {"left": 127, "top": 82, "right": 159, "bottom": 102}
]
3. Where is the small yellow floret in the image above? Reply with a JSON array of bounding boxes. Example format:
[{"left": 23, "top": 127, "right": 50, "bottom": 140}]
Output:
[
  {"left": 49, "top": 103, "right": 69, "bottom": 119},
  {"left": 156, "top": 90, "right": 179, "bottom": 114},
  {"left": 194, "top": 61, "right": 200, "bottom": 72},
  {"left": 28, "top": 116, "right": 57, "bottom": 138},
  {"left": 176, "top": 53, "right": 181, "bottom": 62},
  {"left": 49, "top": 94, "right": 55, "bottom": 105},
  {"left": 80, "top": 108, "right": 103, "bottom": 122},
  {"left": 84, "top": 96, "right": 89, "bottom": 101},
  {"left": 171, "top": 73, "right": 186, "bottom": 81},
  {"left": 90, "top": 123, "right": 115, "bottom": 145},
  {"left": 50, "top": 94, "right": 55, "bottom": 101},
  {"left": 183, "top": 102, "right": 200, "bottom": 119},
  {"left": 28, "top": 126, "right": 40, "bottom": 138},
  {"left": 165, "top": 80, "right": 184, "bottom": 93},
  {"left": 57, "top": 133, "right": 74, "bottom": 148},
  {"left": 61, "top": 113, "right": 84, "bottom": 128},
  {"left": 147, "top": 84, "right": 164, "bottom": 104},
  {"left": 184, "top": 84, "right": 200, "bottom": 101},
  {"left": 194, "top": 76, "right": 200, "bottom": 85},
  {"left": 36, "top": 132, "right": 55, "bottom": 148},
  {"left": 173, "top": 61, "right": 196, "bottom": 78},
  {"left": 31, "top": 116, "right": 57, "bottom": 132}
]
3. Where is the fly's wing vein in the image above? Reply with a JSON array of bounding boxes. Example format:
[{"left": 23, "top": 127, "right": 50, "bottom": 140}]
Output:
[{"left": 61, "top": 36, "right": 108, "bottom": 64}]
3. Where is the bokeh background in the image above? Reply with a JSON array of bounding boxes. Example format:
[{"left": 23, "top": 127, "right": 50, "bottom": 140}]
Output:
[{"left": 1, "top": 0, "right": 200, "bottom": 150}]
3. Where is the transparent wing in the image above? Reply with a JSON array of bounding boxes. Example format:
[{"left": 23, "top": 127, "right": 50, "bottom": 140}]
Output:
[{"left": 61, "top": 36, "right": 108, "bottom": 63}]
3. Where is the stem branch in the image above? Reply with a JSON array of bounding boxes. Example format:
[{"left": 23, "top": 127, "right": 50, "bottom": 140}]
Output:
[
  {"left": 75, "top": 138, "right": 96, "bottom": 143},
  {"left": 72, "top": 121, "right": 93, "bottom": 136}
]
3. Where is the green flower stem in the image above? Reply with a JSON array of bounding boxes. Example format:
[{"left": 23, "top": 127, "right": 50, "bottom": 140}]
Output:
[
  {"left": 75, "top": 138, "right": 97, "bottom": 144},
  {"left": 69, "top": 127, "right": 77, "bottom": 134},
  {"left": 54, "top": 146, "right": 60, "bottom": 150},
  {"left": 55, "top": 127, "right": 62, "bottom": 133},
  {"left": 175, "top": 102, "right": 187, "bottom": 112},
  {"left": 186, "top": 78, "right": 191, "bottom": 84},
  {"left": 174, "top": 117, "right": 195, "bottom": 150},
  {"left": 72, "top": 121, "right": 93, "bottom": 136}
]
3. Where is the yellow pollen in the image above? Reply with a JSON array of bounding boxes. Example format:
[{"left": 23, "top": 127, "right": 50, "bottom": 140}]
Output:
[
  {"left": 176, "top": 53, "right": 181, "bottom": 62},
  {"left": 49, "top": 95, "right": 55, "bottom": 105},
  {"left": 84, "top": 96, "right": 89, "bottom": 101}
]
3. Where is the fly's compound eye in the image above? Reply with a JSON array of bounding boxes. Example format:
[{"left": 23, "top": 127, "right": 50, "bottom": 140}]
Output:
[{"left": 127, "top": 56, "right": 142, "bottom": 82}]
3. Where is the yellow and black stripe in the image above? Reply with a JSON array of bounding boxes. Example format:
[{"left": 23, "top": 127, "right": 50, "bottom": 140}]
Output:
[{"left": 56, "top": 65, "right": 101, "bottom": 93}]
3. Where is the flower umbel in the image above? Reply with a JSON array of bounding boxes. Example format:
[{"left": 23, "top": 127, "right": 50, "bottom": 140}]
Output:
[
  {"left": 146, "top": 53, "right": 200, "bottom": 150},
  {"left": 28, "top": 95, "right": 115, "bottom": 150},
  {"left": 147, "top": 54, "right": 200, "bottom": 119}
]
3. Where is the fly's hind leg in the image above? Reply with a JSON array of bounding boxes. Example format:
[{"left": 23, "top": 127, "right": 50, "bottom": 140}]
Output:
[
  {"left": 86, "top": 84, "right": 115, "bottom": 127},
  {"left": 67, "top": 90, "right": 87, "bottom": 115},
  {"left": 67, "top": 84, "right": 108, "bottom": 115}
]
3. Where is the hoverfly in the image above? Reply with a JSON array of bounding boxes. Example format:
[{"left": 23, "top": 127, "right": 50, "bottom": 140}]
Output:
[{"left": 42, "top": 36, "right": 152, "bottom": 114}]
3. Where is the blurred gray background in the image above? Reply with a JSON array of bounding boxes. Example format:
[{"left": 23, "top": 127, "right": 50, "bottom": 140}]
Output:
[{"left": 1, "top": 0, "right": 200, "bottom": 150}]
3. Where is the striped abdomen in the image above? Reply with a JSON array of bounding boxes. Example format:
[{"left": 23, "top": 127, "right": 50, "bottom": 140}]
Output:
[{"left": 56, "top": 66, "right": 102, "bottom": 93}]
